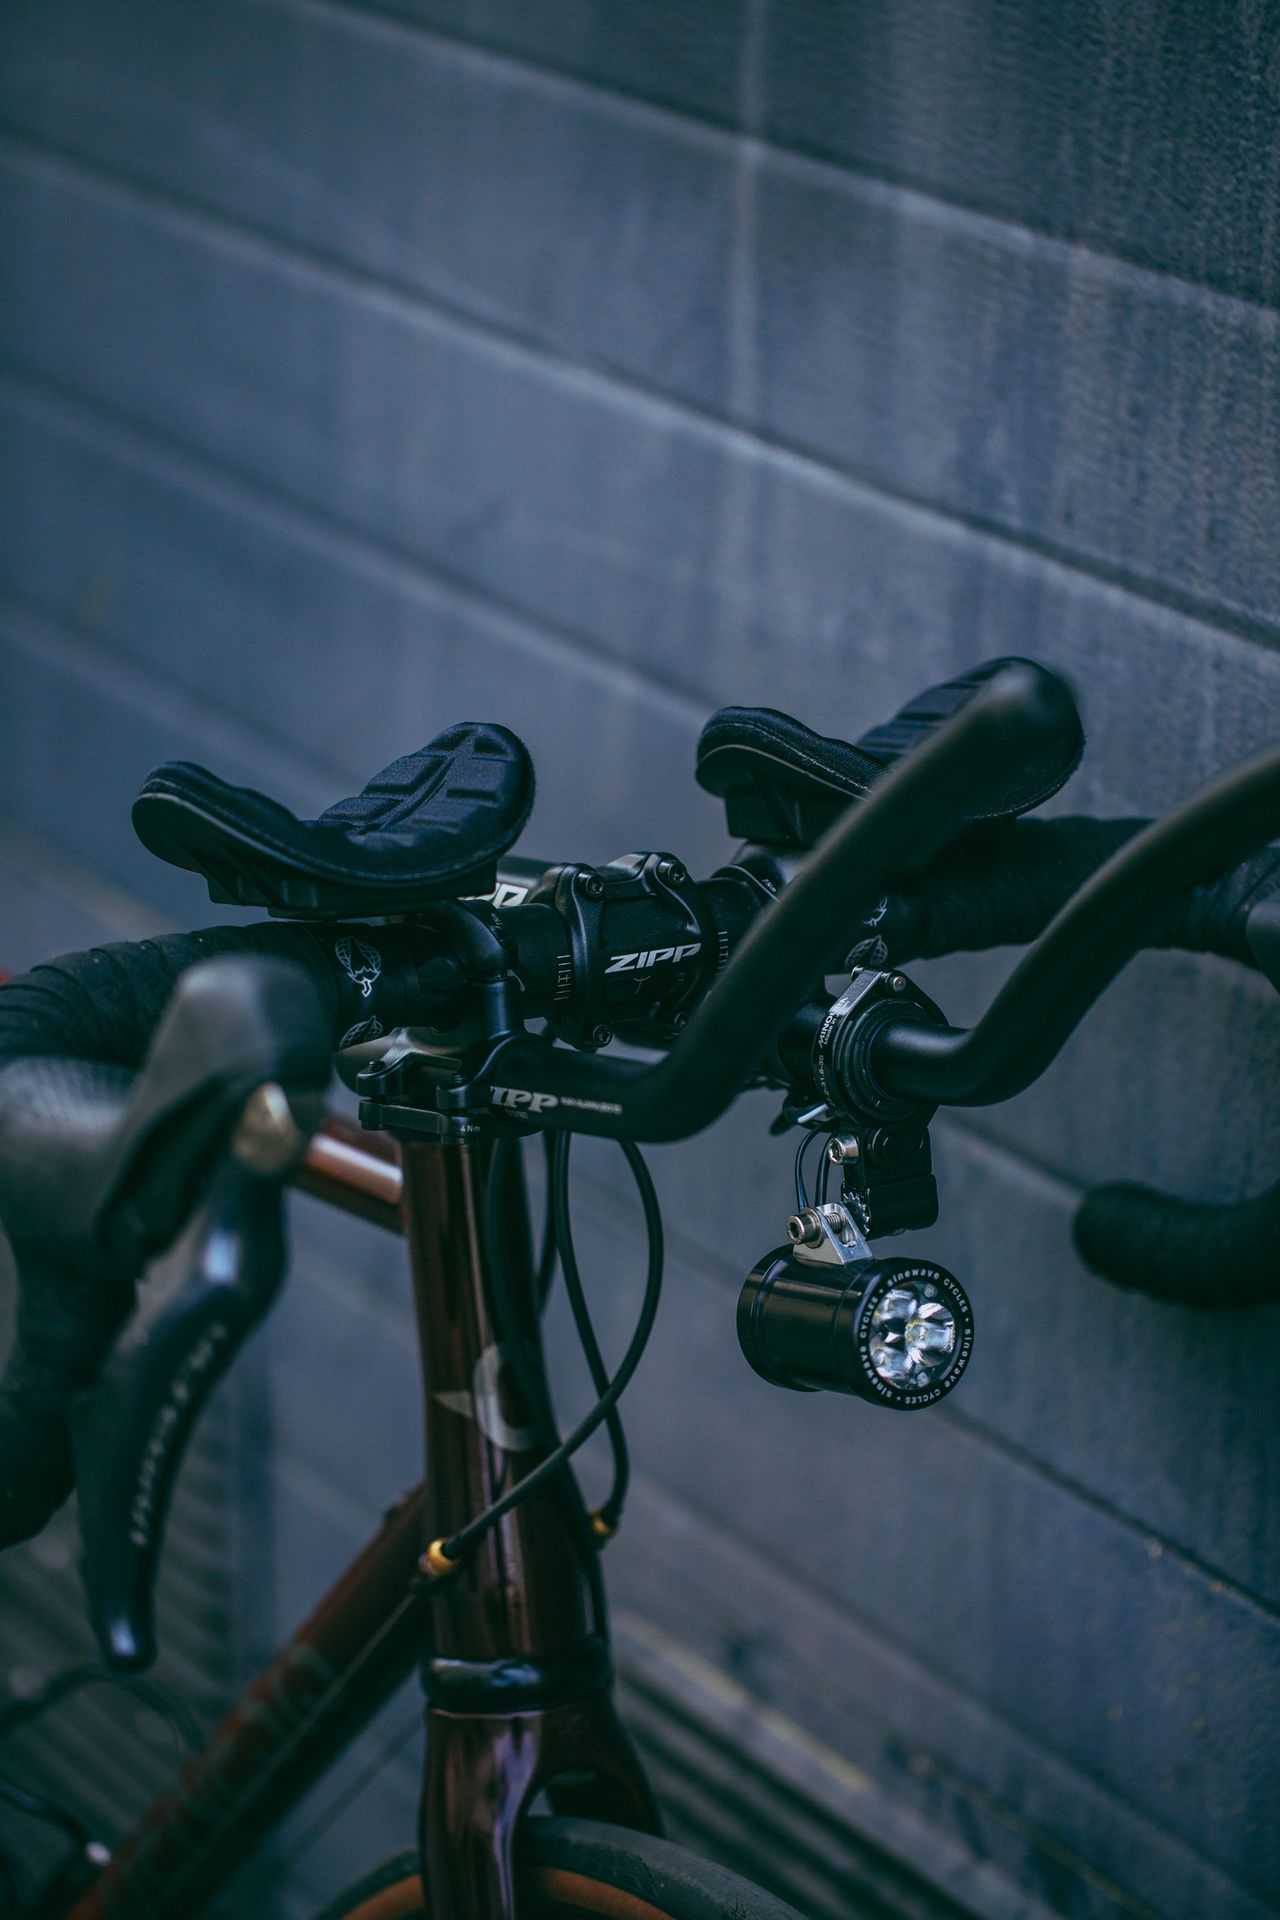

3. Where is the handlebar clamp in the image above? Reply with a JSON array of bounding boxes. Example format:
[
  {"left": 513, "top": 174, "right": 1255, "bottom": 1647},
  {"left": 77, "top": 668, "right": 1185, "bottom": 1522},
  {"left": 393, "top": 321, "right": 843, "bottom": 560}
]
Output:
[{"left": 526, "top": 853, "right": 721, "bottom": 1052}]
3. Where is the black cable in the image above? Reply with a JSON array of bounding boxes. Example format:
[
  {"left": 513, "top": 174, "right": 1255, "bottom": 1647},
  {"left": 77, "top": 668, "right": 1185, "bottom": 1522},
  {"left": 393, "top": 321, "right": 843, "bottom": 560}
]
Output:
[
  {"left": 443, "top": 1138, "right": 663, "bottom": 1564},
  {"left": 793, "top": 1128, "right": 823, "bottom": 1212},
  {"left": 0, "top": 1840, "right": 27, "bottom": 1912},
  {"left": 483, "top": 1139, "right": 608, "bottom": 1636},
  {"left": 0, "top": 1664, "right": 202, "bottom": 1770},
  {"left": 0, "top": 1770, "right": 89, "bottom": 1850},
  {"left": 536, "top": 1131, "right": 558, "bottom": 1308},
  {"left": 549, "top": 1136, "right": 630, "bottom": 1529},
  {"left": 0, "top": 1664, "right": 201, "bottom": 1882}
]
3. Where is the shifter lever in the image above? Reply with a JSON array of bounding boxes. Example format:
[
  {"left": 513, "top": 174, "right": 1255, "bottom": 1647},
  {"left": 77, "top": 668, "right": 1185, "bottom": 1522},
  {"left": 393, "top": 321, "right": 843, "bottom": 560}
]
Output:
[{"left": 71, "top": 1084, "right": 312, "bottom": 1671}]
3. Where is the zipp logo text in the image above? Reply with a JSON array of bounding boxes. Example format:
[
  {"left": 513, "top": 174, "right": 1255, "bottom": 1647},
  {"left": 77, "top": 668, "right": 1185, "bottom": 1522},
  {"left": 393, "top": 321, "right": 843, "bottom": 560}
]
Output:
[
  {"left": 491, "top": 1086, "right": 559, "bottom": 1112},
  {"left": 605, "top": 942, "right": 701, "bottom": 974}
]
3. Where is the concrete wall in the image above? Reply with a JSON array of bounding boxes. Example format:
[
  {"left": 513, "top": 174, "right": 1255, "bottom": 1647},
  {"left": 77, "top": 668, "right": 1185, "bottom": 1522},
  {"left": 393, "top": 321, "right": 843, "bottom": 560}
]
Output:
[{"left": 0, "top": 4, "right": 1277, "bottom": 1915}]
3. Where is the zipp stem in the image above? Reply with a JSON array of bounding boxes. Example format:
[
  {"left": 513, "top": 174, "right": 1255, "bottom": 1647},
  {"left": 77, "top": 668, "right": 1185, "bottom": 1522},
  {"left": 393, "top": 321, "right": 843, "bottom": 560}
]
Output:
[
  {"left": 488, "top": 662, "right": 1077, "bottom": 1141},
  {"left": 873, "top": 736, "right": 1280, "bottom": 1106}
]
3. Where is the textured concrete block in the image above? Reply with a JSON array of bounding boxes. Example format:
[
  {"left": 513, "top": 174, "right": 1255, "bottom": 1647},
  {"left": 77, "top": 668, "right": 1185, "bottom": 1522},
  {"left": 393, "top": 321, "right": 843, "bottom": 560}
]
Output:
[
  {"left": 338, "top": 0, "right": 750, "bottom": 124},
  {"left": 752, "top": 158, "right": 1280, "bottom": 630},
  {"left": 0, "top": 390, "right": 714, "bottom": 872},
  {"left": 0, "top": 0, "right": 740, "bottom": 404},
  {"left": 5, "top": 19, "right": 1279, "bottom": 633},
  {"left": 764, "top": 0, "right": 1280, "bottom": 308}
]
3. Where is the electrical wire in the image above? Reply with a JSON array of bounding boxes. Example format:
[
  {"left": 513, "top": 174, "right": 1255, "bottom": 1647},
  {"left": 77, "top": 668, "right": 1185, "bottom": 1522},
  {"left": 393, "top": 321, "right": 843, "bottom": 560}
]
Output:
[
  {"left": 0, "top": 1840, "right": 28, "bottom": 1912},
  {"left": 794, "top": 1127, "right": 823, "bottom": 1211},
  {"left": 484, "top": 1139, "right": 608, "bottom": 1636},
  {"left": 548, "top": 1135, "right": 630, "bottom": 1529},
  {"left": 250, "top": 1709, "right": 423, "bottom": 1886},
  {"left": 0, "top": 1664, "right": 202, "bottom": 1768},
  {"left": 536, "top": 1130, "right": 559, "bottom": 1307},
  {"left": 444, "top": 1138, "right": 663, "bottom": 1565},
  {"left": 0, "top": 1662, "right": 202, "bottom": 1887},
  {"left": 0, "top": 1770, "right": 89, "bottom": 1851}
]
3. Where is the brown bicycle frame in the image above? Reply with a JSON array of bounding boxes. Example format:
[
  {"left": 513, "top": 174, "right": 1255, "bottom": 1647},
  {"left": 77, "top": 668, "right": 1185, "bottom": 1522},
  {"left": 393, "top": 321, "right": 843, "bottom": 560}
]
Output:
[{"left": 38, "top": 1116, "right": 657, "bottom": 1920}]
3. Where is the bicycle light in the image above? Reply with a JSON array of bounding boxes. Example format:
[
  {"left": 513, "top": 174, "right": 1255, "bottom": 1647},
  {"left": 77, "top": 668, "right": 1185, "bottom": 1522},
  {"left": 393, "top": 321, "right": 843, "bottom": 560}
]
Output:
[{"left": 738, "top": 1202, "right": 973, "bottom": 1409}]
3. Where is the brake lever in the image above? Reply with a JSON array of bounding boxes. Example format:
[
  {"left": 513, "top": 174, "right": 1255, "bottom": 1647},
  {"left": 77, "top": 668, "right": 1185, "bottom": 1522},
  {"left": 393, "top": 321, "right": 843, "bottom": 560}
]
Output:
[{"left": 71, "top": 1084, "right": 312, "bottom": 1671}]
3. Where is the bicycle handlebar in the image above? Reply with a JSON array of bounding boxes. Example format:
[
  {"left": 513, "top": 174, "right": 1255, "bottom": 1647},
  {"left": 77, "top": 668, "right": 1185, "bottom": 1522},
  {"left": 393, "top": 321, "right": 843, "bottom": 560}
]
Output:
[
  {"left": 870, "top": 736, "right": 1280, "bottom": 1106},
  {"left": 0, "top": 654, "right": 1276, "bottom": 1651},
  {"left": 472, "top": 663, "right": 1080, "bottom": 1141}
]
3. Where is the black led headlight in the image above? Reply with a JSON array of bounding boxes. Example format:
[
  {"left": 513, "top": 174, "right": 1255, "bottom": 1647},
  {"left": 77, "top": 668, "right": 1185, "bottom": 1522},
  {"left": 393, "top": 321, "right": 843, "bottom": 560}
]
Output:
[{"left": 738, "top": 1238, "right": 973, "bottom": 1410}]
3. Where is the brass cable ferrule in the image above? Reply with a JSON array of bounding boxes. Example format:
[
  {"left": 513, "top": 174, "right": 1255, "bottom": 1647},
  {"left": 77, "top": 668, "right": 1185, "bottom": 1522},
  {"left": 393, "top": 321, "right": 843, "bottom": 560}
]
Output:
[{"left": 421, "top": 1538, "right": 463, "bottom": 1581}]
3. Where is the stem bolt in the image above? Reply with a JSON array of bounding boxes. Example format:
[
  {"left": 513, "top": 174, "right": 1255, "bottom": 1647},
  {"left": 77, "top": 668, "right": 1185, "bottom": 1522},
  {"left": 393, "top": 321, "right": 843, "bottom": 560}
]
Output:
[
  {"left": 590, "top": 1024, "right": 613, "bottom": 1049},
  {"left": 578, "top": 871, "right": 606, "bottom": 900},
  {"left": 656, "top": 859, "right": 686, "bottom": 886}
]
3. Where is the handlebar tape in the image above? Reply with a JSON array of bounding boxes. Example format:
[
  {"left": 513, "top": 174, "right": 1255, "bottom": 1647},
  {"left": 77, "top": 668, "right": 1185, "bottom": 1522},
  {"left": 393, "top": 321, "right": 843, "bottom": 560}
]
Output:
[
  {"left": 0, "top": 913, "right": 443, "bottom": 1082},
  {"left": 1074, "top": 1177, "right": 1280, "bottom": 1307},
  {"left": 873, "top": 736, "right": 1280, "bottom": 1108},
  {"left": 877, "top": 818, "right": 1280, "bottom": 974},
  {"left": 871, "top": 818, "right": 1141, "bottom": 961}
]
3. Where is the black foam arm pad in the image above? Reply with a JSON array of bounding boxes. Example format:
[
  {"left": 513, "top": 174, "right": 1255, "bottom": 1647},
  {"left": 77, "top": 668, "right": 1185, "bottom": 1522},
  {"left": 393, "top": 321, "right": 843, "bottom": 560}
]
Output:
[
  {"left": 696, "top": 658, "right": 1084, "bottom": 848},
  {"left": 133, "top": 721, "right": 534, "bottom": 916}
]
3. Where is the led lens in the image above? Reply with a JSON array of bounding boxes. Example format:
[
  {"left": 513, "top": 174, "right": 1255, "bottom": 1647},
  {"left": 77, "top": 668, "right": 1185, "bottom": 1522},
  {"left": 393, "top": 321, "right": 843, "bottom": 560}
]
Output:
[{"left": 868, "top": 1282, "right": 957, "bottom": 1390}]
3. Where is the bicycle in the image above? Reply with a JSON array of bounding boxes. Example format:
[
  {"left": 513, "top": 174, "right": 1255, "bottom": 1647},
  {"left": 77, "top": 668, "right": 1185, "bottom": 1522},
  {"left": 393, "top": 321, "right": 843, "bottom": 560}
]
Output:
[{"left": 0, "top": 657, "right": 1276, "bottom": 1919}]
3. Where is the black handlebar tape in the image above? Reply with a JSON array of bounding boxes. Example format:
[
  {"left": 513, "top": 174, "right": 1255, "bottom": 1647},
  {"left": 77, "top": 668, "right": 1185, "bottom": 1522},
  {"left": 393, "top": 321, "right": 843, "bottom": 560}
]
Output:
[
  {"left": 487, "top": 663, "right": 1080, "bottom": 1140},
  {"left": 0, "top": 921, "right": 453, "bottom": 1082},
  {"left": 872, "top": 818, "right": 1143, "bottom": 961},
  {"left": 872, "top": 737, "right": 1280, "bottom": 1108},
  {"left": 877, "top": 817, "right": 1280, "bottom": 974},
  {"left": 1073, "top": 1177, "right": 1280, "bottom": 1308}
]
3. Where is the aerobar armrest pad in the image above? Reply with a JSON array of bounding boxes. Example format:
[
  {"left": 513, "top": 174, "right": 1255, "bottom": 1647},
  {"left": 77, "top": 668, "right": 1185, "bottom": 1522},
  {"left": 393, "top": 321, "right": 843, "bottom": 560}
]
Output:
[
  {"left": 696, "top": 658, "right": 1084, "bottom": 847},
  {"left": 133, "top": 721, "right": 535, "bottom": 917}
]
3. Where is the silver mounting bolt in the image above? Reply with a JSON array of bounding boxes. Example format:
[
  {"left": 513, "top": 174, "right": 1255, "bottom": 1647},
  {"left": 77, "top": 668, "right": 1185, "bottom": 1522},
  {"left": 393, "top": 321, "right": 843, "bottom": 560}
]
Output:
[
  {"left": 786, "top": 1208, "right": 824, "bottom": 1247},
  {"left": 827, "top": 1133, "right": 861, "bottom": 1165}
]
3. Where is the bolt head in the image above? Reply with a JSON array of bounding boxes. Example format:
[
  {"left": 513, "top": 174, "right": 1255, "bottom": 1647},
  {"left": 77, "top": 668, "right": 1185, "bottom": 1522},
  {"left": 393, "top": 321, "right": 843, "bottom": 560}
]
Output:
[
  {"left": 579, "top": 871, "right": 606, "bottom": 899},
  {"left": 786, "top": 1207, "right": 824, "bottom": 1247},
  {"left": 590, "top": 1024, "right": 613, "bottom": 1048}
]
